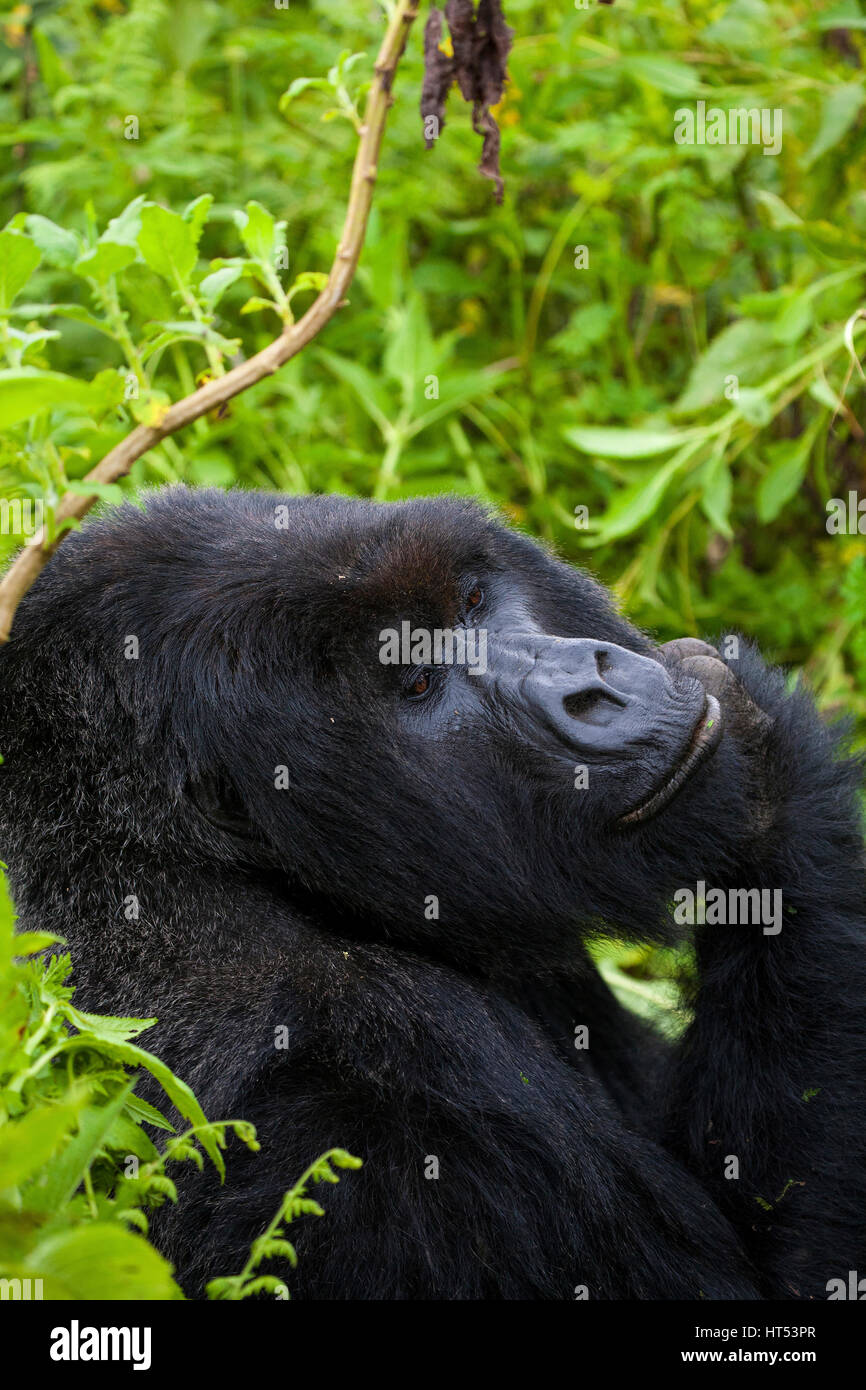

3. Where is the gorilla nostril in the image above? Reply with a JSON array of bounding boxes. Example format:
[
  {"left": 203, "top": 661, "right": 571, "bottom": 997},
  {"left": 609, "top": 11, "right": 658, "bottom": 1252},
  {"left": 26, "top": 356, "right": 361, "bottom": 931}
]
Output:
[
  {"left": 564, "top": 689, "right": 599, "bottom": 720},
  {"left": 596, "top": 650, "right": 612, "bottom": 678},
  {"left": 563, "top": 687, "right": 620, "bottom": 725}
]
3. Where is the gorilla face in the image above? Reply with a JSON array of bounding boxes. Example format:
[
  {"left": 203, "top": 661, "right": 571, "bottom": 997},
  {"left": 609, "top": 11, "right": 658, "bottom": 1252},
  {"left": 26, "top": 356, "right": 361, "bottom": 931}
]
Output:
[
  {"left": 389, "top": 622, "right": 722, "bottom": 829},
  {"left": 1, "top": 489, "right": 745, "bottom": 973},
  {"left": 168, "top": 492, "right": 738, "bottom": 964}
]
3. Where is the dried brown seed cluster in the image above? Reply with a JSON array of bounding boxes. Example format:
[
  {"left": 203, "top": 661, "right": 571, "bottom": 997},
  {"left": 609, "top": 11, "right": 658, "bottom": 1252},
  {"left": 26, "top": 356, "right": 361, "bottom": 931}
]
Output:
[{"left": 421, "top": 0, "right": 514, "bottom": 203}]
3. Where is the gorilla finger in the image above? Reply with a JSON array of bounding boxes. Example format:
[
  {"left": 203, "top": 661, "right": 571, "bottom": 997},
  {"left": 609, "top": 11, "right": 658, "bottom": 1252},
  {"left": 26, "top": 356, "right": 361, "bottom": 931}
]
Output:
[{"left": 659, "top": 637, "right": 720, "bottom": 665}]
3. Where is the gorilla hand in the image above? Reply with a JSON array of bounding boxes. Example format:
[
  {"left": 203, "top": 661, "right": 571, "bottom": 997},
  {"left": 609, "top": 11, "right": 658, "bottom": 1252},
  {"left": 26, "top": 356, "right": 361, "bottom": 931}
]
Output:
[{"left": 659, "top": 638, "right": 774, "bottom": 752}]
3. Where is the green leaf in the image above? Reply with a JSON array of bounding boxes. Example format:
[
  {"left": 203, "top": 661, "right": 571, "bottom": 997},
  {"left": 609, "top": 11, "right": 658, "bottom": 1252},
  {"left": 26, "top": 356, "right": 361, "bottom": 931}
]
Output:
[
  {"left": 699, "top": 453, "right": 733, "bottom": 538},
  {"left": 288, "top": 270, "right": 328, "bottom": 296},
  {"left": 317, "top": 348, "right": 395, "bottom": 435},
  {"left": 0, "top": 1103, "right": 80, "bottom": 1190},
  {"left": 619, "top": 55, "right": 704, "bottom": 97},
  {"left": 674, "top": 320, "right": 778, "bottom": 414},
  {"left": 0, "top": 369, "right": 108, "bottom": 428},
  {"left": 589, "top": 442, "right": 702, "bottom": 543},
  {"left": 240, "top": 296, "right": 280, "bottom": 317},
  {"left": 0, "top": 230, "right": 41, "bottom": 312},
  {"left": 406, "top": 367, "right": 515, "bottom": 439},
  {"left": 63, "top": 1008, "right": 157, "bottom": 1044},
  {"left": 199, "top": 265, "right": 243, "bottom": 307},
  {"left": 279, "top": 76, "right": 331, "bottom": 112},
  {"left": 183, "top": 193, "right": 214, "bottom": 246},
  {"left": 383, "top": 295, "right": 436, "bottom": 410},
  {"left": 34, "top": 1086, "right": 133, "bottom": 1210},
  {"left": 753, "top": 190, "right": 803, "bottom": 231},
  {"left": 32, "top": 27, "right": 69, "bottom": 93},
  {"left": 137, "top": 204, "right": 199, "bottom": 287},
  {"left": 802, "top": 83, "right": 865, "bottom": 169},
  {"left": 757, "top": 437, "right": 811, "bottom": 524},
  {"left": 24, "top": 215, "right": 81, "bottom": 268},
  {"left": 11, "top": 931, "right": 65, "bottom": 956},
  {"left": 104, "top": 1111, "right": 160, "bottom": 1162},
  {"left": 101, "top": 196, "right": 147, "bottom": 248},
  {"left": 73, "top": 241, "right": 136, "bottom": 285},
  {"left": 734, "top": 387, "right": 772, "bottom": 428},
  {"left": 55, "top": 1027, "right": 225, "bottom": 1178},
  {"left": 564, "top": 425, "right": 696, "bottom": 459},
  {"left": 24, "top": 1223, "right": 181, "bottom": 1300},
  {"left": 236, "top": 200, "right": 285, "bottom": 266},
  {"left": 124, "top": 1093, "right": 176, "bottom": 1133}
]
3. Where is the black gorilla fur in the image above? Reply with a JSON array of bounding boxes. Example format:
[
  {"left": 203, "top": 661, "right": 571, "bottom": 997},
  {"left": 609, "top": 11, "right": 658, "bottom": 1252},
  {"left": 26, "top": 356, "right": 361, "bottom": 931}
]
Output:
[{"left": 1, "top": 487, "right": 865, "bottom": 1300}]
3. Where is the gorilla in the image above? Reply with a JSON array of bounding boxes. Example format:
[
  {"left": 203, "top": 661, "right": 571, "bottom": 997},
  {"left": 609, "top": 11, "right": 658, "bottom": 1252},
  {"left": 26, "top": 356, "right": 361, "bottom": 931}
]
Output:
[{"left": 1, "top": 486, "right": 864, "bottom": 1300}]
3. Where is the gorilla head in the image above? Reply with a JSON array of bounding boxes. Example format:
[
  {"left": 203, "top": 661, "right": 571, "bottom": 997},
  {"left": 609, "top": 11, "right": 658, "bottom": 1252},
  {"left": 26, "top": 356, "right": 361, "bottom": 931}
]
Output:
[{"left": 0, "top": 488, "right": 752, "bottom": 981}]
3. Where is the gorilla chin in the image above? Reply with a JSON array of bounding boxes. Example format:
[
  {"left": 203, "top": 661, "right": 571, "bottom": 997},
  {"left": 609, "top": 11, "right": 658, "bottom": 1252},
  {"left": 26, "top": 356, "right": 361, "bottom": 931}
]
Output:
[{"left": 619, "top": 691, "right": 723, "bottom": 827}]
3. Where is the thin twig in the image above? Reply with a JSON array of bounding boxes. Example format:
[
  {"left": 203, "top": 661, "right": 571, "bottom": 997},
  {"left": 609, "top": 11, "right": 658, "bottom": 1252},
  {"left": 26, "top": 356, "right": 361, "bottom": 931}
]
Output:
[{"left": 0, "top": 0, "right": 420, "bottom": 643}]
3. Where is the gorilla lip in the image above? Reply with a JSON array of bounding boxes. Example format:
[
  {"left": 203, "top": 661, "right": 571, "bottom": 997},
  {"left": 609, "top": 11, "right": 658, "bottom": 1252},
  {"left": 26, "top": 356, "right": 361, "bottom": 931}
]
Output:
[{"left": 619, "top": 694, "right": 723, "bottom": 827}]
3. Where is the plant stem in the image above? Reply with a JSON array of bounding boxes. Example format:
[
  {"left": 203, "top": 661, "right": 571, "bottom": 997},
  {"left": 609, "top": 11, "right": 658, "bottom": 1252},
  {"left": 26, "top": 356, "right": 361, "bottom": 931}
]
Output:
[{"left": 0, "top": 0, "right": 421, "bottom": 643}]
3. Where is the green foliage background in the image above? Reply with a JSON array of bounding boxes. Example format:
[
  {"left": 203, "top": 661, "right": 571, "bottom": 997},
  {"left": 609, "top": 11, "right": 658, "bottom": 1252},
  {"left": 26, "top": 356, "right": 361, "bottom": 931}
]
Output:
[
  {"left": 2, "top": 0, "right": 865, "bottom": 728},
  {"left": 1, "top": 0, "right": 866, "bottom": 1298}
]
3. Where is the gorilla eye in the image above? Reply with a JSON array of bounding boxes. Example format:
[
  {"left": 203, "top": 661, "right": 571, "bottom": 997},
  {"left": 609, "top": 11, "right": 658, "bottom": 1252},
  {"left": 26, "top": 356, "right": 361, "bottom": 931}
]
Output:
[
  {"left": 465, "top": 585, "right": 483, "bottom": 613},
  {"left": 410, "top": 670, "right": 432, "bottom": 698}
]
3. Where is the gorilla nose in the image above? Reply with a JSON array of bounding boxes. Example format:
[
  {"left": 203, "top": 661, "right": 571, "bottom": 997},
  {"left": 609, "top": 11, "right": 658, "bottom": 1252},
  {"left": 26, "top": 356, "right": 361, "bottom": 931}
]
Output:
[{"left": 496, "top": 636, "right": 704, "bottom": 757}]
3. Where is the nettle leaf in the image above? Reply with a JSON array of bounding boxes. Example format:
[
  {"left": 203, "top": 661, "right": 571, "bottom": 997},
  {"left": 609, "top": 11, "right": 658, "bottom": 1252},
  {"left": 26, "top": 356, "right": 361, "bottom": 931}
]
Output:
[
  {"left": 240, "top": 296, "right": 280, "bottom": 317},
  {"left": 0, "top": 229, "right": 41, "bottom": 312},
  {"left": 24, "top": 215, "right": 81, "bottom": 268},
  {"left": 64, "top": 1004, "right": 157, "bottom": 1044},
  {"left": 73, "top": 241, "right": 136, "bottom": 285},
  {"left": 183, "top": 193, "right": 214, "bottom": 246},
  {"left": 137, "top": 204, "right": 199, "bottom": 287},
  {"left": 54, "top": 1030, "right": 224, "bottom": 1177},
  {"left": 199, "top": 265, "right": 244, "bottom": 307},
  {"left": 235, "top": 200, "right": 287, "bottom": 267},
  {"left": 101, "top": 196, "right": 147, "bottom": 249}
]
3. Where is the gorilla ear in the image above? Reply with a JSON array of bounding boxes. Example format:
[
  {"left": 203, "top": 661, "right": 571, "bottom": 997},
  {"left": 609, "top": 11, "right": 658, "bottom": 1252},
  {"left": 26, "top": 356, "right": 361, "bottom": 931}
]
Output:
[{"left": 187, "top": 774, "right": 254, "bottom": 838}]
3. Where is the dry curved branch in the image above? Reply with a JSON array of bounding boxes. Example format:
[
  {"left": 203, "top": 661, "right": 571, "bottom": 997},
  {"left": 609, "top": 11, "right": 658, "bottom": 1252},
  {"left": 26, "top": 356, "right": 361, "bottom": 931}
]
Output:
[{"left": 0, "top": 0, "right": 420, "bottom": 644}]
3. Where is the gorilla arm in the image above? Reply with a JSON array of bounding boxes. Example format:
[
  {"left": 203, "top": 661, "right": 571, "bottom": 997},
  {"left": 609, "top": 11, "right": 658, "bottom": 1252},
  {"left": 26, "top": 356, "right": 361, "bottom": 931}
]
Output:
[
  {"left": 153, "top": 931, "right": 757, "bottom": 1299},
  {"left": 661, "top": 642, "right": 866, "bottom": 1298}
]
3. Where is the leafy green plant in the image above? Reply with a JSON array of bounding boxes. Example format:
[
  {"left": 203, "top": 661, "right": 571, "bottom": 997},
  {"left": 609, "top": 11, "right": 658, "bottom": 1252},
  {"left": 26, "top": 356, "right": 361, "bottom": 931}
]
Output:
[
  {"left": 206, "top": 1149, "right": 363, "bottom": 1301},
  {"left": 0, "top": 862, "right": 358, "bottom": 1298},
  {"left": 0, "top": 0, "right": 863, "bottom": 735}
]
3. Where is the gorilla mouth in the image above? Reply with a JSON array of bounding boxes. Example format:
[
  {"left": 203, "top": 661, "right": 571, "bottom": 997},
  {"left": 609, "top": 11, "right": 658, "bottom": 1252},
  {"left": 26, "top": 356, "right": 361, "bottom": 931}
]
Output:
[{"left": 619, "top": 694, "right": 723, "bottom": 827}]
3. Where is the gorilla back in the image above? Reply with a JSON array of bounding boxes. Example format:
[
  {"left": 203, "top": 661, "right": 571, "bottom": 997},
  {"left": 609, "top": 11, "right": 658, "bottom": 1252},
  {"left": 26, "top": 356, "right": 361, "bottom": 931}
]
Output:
[{"left": 1, "top": 487, "right": 864, "bottom": 1299}]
